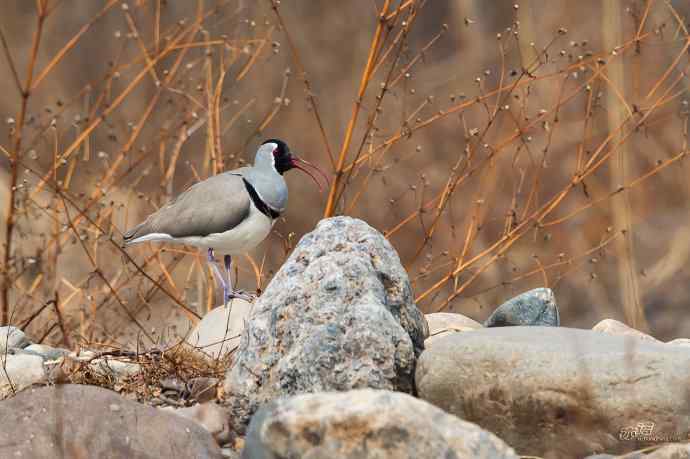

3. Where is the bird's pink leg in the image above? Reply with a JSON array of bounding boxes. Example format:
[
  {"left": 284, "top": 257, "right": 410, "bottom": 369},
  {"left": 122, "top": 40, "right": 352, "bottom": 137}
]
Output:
[{"left": 207, "top": 248, "right": 229, "bottom": 304}]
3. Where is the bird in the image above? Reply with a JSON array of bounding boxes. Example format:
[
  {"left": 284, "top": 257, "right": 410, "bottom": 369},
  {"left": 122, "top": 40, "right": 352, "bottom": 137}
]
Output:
[{"left": 123, "top": 139, "right": 327, "bottom": 305}]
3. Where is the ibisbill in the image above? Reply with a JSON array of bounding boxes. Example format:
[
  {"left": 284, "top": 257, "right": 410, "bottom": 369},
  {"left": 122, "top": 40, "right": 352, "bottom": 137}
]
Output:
[{"left": 123, "top": 139, "right": 328, "bottom": 305}]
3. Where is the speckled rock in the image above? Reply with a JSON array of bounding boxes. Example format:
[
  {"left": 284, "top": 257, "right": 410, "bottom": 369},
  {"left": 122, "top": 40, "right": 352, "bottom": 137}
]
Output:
[
  {"left": 425, "top": 312, "right": 482, "bottom": 347},
  {"left": 593, "top": 319, "right": 659, "bottom": 343},
  {"left": 0, "top": 385, "right": 223, "bottom": 458},
  {"left": 416, "top": 327, "right": 690, "bottom": 457},
  {"left": 186, "top": 300, "right": 253, "bottom": 359},
  {"left": 0, "top": 353, "right": 46, "bottom": 399},
  {"left": 484, "top": 288, "right": 559, "bottom": 327},
  {"left": 0, "top": 326, "right": 30, "bottom": 352},
  {"left": 242, "top": 389, "right": 518, "bottom": 459},
  {"left": 224, "top": 217, "right": 428, "bottom": 433}
]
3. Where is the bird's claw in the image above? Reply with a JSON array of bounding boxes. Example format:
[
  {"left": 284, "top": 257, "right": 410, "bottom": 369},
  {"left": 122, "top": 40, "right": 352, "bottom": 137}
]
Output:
[{"left": 226, "top": 289, "right": 256, "bottom": 303}]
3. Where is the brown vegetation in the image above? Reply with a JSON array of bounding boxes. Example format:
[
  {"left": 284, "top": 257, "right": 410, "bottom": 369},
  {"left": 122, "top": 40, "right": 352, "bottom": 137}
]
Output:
[{"left": 2, "top": 0, "right": 690, "bottom": 348}]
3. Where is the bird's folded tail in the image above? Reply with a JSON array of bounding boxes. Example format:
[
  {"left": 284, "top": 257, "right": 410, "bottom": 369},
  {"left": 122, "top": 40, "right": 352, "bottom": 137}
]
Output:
[{"left": 123, "top": 221, "right": 154, "bottom": 246}]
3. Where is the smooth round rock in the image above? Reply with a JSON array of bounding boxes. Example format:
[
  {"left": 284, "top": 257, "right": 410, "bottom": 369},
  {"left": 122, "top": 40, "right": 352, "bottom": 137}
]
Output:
[
  {"left": 0, "top": 353, "right": 46, "bottom": 399},
  {"left": 425, "top": 312, "right": 482, "bottom": 347},
  {"left": 0, "top": 326, "right": 30, "bottom": 352},
  {"left": 592, "top": 319, "right": 659, "bottom": 343},
  {"left": 0, "top": 385, "right": 223, "bottom": 458},
  {"left": 416, "top": 326, "right": 690, "bottom": 457},
  {"left": 243, "top": 389, "right": 518, "bottom": 459},
  {"left": 186, "top": 300, "right": 253, "bottom": 359}
]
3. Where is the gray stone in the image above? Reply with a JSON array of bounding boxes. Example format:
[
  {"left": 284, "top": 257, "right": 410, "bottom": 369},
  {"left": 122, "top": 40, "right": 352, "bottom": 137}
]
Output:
[
  {"left": 67, "top": 349, "right": 97, "bottom": 361},
  {"left": 222, "top": 448, "right": 241, "bottom": 459},
  {"left": 592, "top": 319, "right": 659, "bottom": 342},
  {"left": 0, "top": 385, "right": 223, "bottom": 458},
  {"left": 242, "top": 389, "right": 518, "bottom": 459},
  {"left": 187, "top": 300, "right": 253, "bottom": 359},
  {"left": 189, "top": 377, "right": 219, "bottom": 403},
  {"left": 484, "top": 287, "right": 559, "bottom": 327},
  {"left": 88, "top": 357, "right": 141, "bottom": 380},
  {"left": 585, "top": 443, "right": 690, "bottom": 458},
  {"left": 425, "top": 312, "right": 482, "bottom": 347},
  {"left": 224, "top": 217, "right": 428, "bottom": 433},
  {"left": 0, "top": 353, "right": 46, "bottom": 399},
  {"left": 426, "top": 312, "right": 482, "bottom": 331},
  {"left": 23, "top": 344, "right": 69, "bottom": 361},
  {"left": 628, "top": 443, "right": 690, "bottom": 459},
  {"left": 0, "top": 326, "right": 30, "bottom": 352},
  {"left": 162, "top": 403, "right": 231, "bottom": 446},
  {"left": 416, "top": 327, "right": 690, "bottom": 457}
]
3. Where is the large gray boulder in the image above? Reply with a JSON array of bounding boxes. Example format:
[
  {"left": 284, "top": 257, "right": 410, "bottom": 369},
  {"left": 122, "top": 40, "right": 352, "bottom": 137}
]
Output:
[
  {"left": 416, "top": 327, "right": 690, "bottom": 457},
  {"left": 0, "top": 385, "right": 223, "bottom": 458},
  {"left": 224, "top": 217, "right": 428, "bottom": 433},
  {"left": 242, "top": 389, "right": 518, "bottom": 459}
]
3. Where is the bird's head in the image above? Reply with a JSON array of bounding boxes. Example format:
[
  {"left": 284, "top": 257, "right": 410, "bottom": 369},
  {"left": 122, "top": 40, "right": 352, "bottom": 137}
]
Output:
[{"left": 255, "top": 139, "right": 329, "bottom": 191}]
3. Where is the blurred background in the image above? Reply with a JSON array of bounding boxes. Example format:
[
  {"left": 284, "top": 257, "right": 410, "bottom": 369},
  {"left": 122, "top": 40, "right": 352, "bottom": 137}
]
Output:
[{"left": 1, "top": 0, "right": 690, "bottom": 349}]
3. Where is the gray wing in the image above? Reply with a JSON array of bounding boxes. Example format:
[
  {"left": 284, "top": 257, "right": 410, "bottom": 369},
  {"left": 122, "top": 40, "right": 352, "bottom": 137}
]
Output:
[{"left": 124, "top": 172, "right": 250, "bottom": 241}]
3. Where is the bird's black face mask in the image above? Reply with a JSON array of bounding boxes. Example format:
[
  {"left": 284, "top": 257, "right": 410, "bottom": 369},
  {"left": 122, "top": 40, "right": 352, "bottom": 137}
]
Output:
[
  {"left": 264, "top": 139, "right": 293, "bottom": 175},
  {"left": 262, "top": 138, "right": 328, "bottom": 190}
]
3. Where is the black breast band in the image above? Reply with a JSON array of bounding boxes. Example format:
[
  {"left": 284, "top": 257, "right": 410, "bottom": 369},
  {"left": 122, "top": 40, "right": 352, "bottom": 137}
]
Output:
[{"left": 243, "top": 179, "right": 281, "bottom": 219}]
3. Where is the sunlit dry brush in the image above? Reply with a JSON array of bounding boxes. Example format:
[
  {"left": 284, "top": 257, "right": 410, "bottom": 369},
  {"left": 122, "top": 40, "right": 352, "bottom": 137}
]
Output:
[
  {"left": 1, "top": 0, "right": 690, "bottom": 348},
  {"left": 0, "top": 1, "right": 293, "bottom": 347},
  {"left": 312, "top": 0, "right": 690, "bottom": 336}
]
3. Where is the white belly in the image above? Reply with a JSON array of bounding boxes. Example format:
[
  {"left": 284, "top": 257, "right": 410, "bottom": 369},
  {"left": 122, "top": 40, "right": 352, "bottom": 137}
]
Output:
[{"left": 177, "top": 203, "right": 273, "bottom": 254}]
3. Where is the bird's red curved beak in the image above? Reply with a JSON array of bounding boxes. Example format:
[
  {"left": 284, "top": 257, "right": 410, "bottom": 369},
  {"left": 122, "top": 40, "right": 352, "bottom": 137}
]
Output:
[{"left": 291, "top": 155, "right": 329, "bottom": 192}]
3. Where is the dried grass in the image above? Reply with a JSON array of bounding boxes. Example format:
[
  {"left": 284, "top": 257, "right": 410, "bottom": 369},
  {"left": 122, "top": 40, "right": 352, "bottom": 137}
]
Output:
[
  {"left": 1, "top": 0, "right": 690, "bottom": 347},
  {"left": 62, "top": 344, "right": 228, "bottom": 404}
]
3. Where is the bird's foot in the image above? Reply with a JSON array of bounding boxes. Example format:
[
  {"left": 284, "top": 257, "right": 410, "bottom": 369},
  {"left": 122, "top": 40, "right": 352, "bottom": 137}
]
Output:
[{"left": 225, "top": 289, "right": 256, "bottom": 303}]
